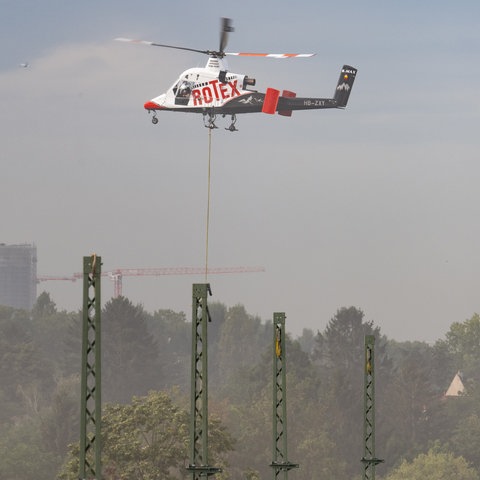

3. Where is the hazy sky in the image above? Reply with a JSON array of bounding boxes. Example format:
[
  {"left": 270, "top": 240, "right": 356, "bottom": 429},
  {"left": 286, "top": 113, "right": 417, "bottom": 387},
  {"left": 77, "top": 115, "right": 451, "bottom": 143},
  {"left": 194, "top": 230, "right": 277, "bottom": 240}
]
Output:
[{"left": 1, "top": 0, "right": 479, "bottom": 342}]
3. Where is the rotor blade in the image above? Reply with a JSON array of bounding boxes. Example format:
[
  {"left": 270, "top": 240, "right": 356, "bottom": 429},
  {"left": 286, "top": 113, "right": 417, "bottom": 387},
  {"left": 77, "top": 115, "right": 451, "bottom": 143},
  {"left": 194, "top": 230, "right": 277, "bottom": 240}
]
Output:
[
  {"left": 219, "top": 17, "right": 234, "bottom": 54},
  {"left": 225, "top": 52, "right": 316, "bottom": 58},
  {"left": 115, "top": 37, "right": 209, "bottom": 55}
]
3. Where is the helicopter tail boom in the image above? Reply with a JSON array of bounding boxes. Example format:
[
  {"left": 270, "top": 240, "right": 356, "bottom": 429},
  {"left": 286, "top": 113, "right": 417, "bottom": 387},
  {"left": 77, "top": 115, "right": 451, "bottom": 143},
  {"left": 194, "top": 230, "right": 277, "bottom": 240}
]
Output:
[
  {"left": 278, "top": 90, "right": 296, "bottom": 117},
  {"left": 261, "top": 65, "right": 357, "bottom": 116}
]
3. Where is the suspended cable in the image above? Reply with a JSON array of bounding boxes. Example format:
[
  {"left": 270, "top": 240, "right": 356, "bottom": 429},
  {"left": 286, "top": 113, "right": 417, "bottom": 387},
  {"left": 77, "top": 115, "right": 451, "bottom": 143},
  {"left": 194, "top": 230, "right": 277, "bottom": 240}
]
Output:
[{"left": 204, "top": 127, "right": 213, "bottom": 281}]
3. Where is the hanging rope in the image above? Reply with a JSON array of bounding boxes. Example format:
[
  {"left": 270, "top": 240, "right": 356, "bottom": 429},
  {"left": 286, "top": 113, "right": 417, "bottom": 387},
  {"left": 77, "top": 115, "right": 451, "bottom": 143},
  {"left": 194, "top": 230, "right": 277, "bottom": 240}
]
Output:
[{"left": 204, "top": 127, "right": 212, "bottom": 282}]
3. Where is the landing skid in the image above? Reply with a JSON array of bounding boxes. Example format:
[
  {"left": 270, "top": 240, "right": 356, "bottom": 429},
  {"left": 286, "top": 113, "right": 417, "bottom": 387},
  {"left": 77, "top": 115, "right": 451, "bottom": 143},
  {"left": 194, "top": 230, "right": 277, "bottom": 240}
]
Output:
[
  {"left": 147, "top": 110, "right": 238, "bottom": 131},
  {"left": 203, "top": 112, "right": 218, "bottom": 129},
  {"left": 203, "top": 112, "right": 238, "bottom": 132},
  {"left": 224, "top": 114, "right": 238, "bottom": 132}
]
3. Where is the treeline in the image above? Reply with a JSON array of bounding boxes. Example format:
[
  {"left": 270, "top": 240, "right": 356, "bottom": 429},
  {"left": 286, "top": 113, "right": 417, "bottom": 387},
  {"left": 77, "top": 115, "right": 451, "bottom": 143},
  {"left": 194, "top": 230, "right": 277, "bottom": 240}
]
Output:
[{"left": 1, "top": 292, "right": 480, "bottom": 479}]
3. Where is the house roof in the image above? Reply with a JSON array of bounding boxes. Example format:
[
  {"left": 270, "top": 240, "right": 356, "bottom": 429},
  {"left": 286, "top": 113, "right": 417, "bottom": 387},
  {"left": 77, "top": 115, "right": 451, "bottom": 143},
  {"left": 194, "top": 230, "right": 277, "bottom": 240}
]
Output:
[{"left": 445, "top": 372, "right": 465, "bottom": 397}]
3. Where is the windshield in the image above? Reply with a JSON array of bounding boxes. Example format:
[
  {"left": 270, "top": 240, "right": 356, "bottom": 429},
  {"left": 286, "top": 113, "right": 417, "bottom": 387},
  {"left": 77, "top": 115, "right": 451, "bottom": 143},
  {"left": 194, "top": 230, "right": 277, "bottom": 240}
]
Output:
[{"left": 175, "top": 79, "right": 194, "bottom": 98}]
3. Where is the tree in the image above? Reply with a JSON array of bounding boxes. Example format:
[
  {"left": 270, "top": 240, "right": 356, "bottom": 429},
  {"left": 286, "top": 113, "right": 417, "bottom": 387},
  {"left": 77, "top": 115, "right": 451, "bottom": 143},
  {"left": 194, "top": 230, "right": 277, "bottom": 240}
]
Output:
[
  {"left": 0, "top": 305, "right": 52, "bottom": 423},
  {"left": 449, "top": 413, "right": 480, "bottom": 469},
  {"left": 296, "top": 328, "right": 316, "bottom": 355},
  {"left": 439, "top": 313, "right": 480, "bottom": 381},
  {"left": 33, "top": 291, "right": 57, "bottom": 318},
  {"left": 313, "top": 307, "right": 386, "bottom": 478},
  {"left": 314, "top": 307, "right": 381, "bottom": 370},
  {"left": 214, "top": 304, "right": 270, "bottom": 390},
  {"left": 31, "top": 293, "right": 79, "bottom": 378},
  {"left": 385, "top": 447, "right": 479, "bottom": 480},
  {"left": 39, "top": 375, "right": 80, "bottom": 460},
  {"left": 287, "top": 337, "right": 349, "bottom": 480},
  {"left": 58, "top": 390, "right": 234, "bottom": 480},
  {"left": 147, "top": 309, "right": 190, "bottom": 390},
  {"left": 0, "top": 374, "right": 82, "bottom": 479},
  {"left": 219, "top": 330, "right": 349, "bottom": 480},
  {"left": 208, "top": 302, "right": 228, "bottom": 348},
  {"left": 380, "top": 344, "right": 440, "bottom": 463},
  {"left": 102, "top": 297, "right": 160, "bottom": 403},
  {"left": 0, "top": 415, "right": 59, "bottom": 480}
]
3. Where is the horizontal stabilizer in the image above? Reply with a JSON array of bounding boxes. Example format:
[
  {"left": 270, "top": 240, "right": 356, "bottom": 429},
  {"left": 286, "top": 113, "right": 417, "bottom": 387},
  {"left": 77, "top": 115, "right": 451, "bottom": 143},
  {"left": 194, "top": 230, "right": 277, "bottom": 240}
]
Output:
[
  {"left": 262, "top": 88, "right": 280, "bottom": 114},
  {"left": 278, "top": 90, "right": 296, "bottom": 117}
]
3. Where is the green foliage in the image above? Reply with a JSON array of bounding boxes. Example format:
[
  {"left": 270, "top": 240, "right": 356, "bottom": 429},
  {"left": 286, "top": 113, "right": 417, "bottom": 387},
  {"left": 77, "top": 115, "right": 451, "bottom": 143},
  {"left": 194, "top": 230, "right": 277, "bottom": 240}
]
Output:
[
  {"left": 223, "top": 387, "right": 271, "bottom": 479},
  {"left": 0, "top": 416, "right": 60, "bottom": 480},
  {"left": 296, "top": 327, "right": 316, "bottom": 355},
  {"left": 450, "top": 412, "right": 480, "bottom": 470},
  {"left": 219, "top": 329, "right": 350, "bottom": 480},
  {"left": 33, "top": 291, "right": 57, "bottom": 318},
  {"left": 313, "top": 306, "right": 385, "bottom": 478},
  {"left": 5, "top": 293, "right": 480, "bottom": 480},
  {"left": 102, "top": 296, "right": 160, "bottom": 403},
  {"left": 39, "top": 375, "right": 80, "bottom": 459},
  {"left": 295, "top": 430, "right": 347, "bottom": 480},
  {"left": 385, "top": 448, "right": 479, "bottom": 480},
  {"left": 380, "top": 340, "right": 442, "bottom": 465},
  {"left": 438, "top": 313, "right": 480, "bottom": 380},
  {"left": 0, "top": 375, "right": 80, "bottom": 480},
  {"left": 58, "top": 390, "right": 234, "bottom": 480},
  {"left": 31, "top": 292, "right": 79, "bottom": 377},
  {"left": 147, "top": 309, "right": 190, "bottom": 389},
  {"left": 287, "top": 340, "right": 349, "bottom": 480},
  {"left": 0, "top": 305, "right": 52, "bottom": 423},
  {"left": 102, "top": 391, "right": 190, "bottom": 479},
  {"left": 213, "top": 304, "right": 270, "bottom": 390}
]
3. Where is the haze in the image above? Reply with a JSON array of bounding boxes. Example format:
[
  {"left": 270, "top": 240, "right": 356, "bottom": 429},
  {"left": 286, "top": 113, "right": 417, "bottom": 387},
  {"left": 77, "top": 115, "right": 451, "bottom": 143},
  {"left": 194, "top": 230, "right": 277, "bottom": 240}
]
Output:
[{"left": 1, "top": 0, "right": 479, "bottom": 342}]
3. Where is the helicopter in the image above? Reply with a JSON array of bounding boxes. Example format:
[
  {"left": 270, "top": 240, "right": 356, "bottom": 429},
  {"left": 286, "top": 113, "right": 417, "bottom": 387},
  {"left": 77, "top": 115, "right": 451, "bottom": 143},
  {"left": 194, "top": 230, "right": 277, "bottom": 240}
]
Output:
[{"left": 116, "top": 18, "right": 357, "bottom": 131}]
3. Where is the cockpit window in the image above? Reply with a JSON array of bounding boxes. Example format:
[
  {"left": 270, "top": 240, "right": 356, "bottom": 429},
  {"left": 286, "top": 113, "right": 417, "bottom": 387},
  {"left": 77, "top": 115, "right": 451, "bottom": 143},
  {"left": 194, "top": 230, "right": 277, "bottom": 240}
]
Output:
[{"left": 176, "top": 80, "right": 193, "bottom": 98}]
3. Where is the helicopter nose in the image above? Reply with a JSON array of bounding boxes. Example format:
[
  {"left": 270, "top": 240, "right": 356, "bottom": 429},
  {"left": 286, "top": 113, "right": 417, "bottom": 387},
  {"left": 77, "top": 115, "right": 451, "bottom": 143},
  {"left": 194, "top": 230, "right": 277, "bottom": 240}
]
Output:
[{"left": 144, "top": 100, "right": 161, "bottom": 110}]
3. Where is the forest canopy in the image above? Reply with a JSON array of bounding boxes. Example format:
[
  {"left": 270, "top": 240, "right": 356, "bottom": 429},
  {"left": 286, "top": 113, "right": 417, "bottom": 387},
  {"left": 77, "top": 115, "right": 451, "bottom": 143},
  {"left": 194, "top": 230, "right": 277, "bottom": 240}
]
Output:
[{"left": 0, "top": 293, "right": 479, "bottom": 480}]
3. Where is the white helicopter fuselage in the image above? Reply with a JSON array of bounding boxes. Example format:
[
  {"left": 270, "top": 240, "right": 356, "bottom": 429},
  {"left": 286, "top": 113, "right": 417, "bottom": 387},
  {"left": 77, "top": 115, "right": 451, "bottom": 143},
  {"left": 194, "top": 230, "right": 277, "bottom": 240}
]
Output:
[
  {"left": 142, "top": 55, "right": 357, "bottom": 131},
  {"left": 116, "top": 20, "right": 357, "bottom": 130},
  {"left": 145, "top": 57, "right": 254, "bottom": 112}
]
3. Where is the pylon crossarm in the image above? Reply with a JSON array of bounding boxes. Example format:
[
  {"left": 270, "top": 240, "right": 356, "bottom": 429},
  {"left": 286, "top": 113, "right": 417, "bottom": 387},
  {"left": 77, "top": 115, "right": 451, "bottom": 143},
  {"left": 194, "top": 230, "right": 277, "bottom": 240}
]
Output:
[
  {"left": 186, "top": 465, "right": 222, "bottom": 475},
  {"left": 270, "top": 462, "right": 299, "bottom": 471}
]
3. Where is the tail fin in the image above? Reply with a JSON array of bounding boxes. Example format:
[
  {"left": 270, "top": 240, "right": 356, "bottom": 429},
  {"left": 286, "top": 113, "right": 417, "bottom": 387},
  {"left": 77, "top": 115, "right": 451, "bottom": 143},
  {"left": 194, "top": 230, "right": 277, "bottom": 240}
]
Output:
[{"left": 334, "top": 65, "right": 357, "bottom": 108}]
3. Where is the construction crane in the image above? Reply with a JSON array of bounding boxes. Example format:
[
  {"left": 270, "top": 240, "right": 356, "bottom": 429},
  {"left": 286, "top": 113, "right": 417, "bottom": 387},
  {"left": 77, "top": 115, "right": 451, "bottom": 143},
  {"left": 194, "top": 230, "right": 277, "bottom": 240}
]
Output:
[{"left": 37, "top": 265, "right": 265, "bottom": 298}]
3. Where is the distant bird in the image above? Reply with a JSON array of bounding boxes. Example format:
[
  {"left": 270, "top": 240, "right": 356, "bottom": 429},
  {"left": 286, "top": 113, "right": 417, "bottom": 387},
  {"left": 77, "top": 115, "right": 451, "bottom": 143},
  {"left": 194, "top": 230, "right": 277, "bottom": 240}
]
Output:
[{"left": 18, "top": 62, "right": 29, "bottom": 68}]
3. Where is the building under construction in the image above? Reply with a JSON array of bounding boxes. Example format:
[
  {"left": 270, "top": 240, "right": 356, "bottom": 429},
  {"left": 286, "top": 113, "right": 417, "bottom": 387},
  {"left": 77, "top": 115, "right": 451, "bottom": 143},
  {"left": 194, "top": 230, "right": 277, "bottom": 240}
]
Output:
[{"left": 0, "top": 243, "right": 37, "bottom": 310}]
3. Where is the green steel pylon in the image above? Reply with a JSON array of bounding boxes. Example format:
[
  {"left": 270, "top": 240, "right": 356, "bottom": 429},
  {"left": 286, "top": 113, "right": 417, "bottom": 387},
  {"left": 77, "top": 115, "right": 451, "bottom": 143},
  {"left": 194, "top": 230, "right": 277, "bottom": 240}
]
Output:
[
  {"left": 187, "top": 284, "right": 221, "bottom": 480},
  {"left": 361, "top": 335, "right": 383, "bottom": 480},
  {"left": 79, "top": 255, "right": 102, "bottom": 480},
  {"left": 270, "top": 313, "right": 298, "bottom": 480}
]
